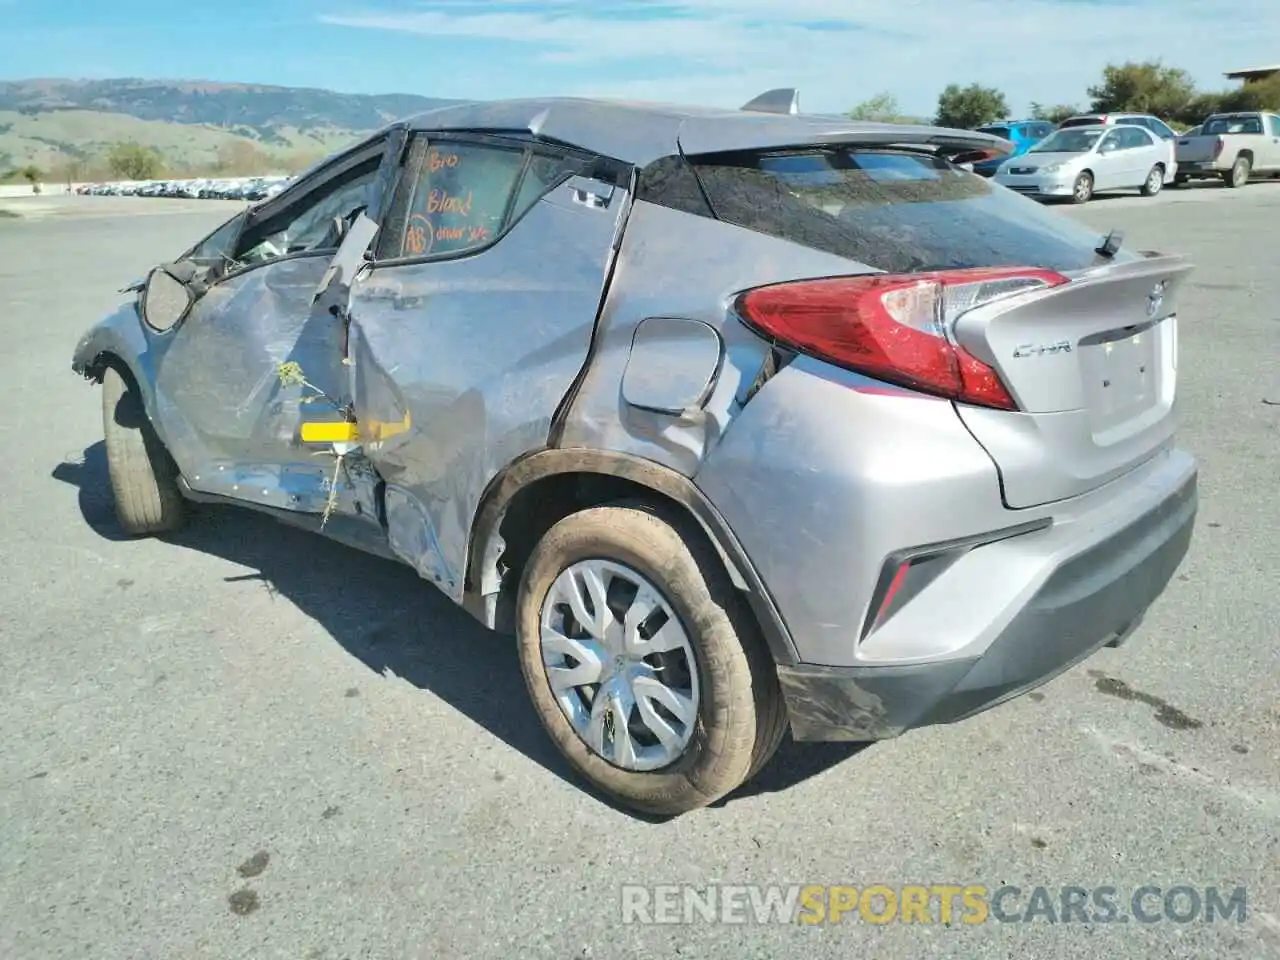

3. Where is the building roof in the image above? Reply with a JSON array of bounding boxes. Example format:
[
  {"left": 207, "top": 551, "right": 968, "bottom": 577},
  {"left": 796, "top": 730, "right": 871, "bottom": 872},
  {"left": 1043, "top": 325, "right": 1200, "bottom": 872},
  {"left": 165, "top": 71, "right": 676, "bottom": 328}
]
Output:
[
  {"left": 401, "top": 96, "right": 1008, "bottom": 167},
  {"left": 1224, "top": 64, "right": 1280, "bottom": 79}
]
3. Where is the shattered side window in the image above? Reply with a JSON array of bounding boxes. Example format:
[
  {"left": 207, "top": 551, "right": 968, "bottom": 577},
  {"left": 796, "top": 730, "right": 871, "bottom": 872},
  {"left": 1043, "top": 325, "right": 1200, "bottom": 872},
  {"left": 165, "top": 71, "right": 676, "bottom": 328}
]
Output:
[
  {"left": 400, "top": 141, "right": 527, "bottom": 259},
  {"left": 237, "top": 158, "right": 380, "bottom": 265},
  {"left": 182, "top": 212, "right": 244, "bottom": 271}
]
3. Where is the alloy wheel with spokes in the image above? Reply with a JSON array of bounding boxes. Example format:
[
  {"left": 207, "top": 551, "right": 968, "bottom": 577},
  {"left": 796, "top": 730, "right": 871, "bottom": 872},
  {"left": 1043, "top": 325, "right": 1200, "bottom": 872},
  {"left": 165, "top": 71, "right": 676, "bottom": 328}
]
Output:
[
  {"left": 540, "top": 559, "right": 700, "bottom": 771},
  {"left": 1072, "top": 171, "right": 1094, "bottom": 204},
  {"left": 514, "top": 503, "right": 787, "bottom": 816},
  {"left": 1141, "top": 166, "right": 1164, "bottom": 197}
]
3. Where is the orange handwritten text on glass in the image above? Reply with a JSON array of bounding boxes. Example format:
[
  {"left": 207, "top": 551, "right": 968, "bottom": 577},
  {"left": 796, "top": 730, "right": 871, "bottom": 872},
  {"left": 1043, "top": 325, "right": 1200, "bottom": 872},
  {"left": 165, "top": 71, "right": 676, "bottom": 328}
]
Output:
[
  {"left": 427, "top": 189, "right": 472, "bottom": 215},
  {"left": 427, "top": 149, "right": 460, "bottom": 172}
]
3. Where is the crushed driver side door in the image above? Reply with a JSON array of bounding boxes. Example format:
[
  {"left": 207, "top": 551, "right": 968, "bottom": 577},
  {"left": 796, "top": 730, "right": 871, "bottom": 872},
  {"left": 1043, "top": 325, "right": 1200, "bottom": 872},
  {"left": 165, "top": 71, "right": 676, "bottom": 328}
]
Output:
[{"left": 149, "top": 128, "right": 406, "bottom": 515}]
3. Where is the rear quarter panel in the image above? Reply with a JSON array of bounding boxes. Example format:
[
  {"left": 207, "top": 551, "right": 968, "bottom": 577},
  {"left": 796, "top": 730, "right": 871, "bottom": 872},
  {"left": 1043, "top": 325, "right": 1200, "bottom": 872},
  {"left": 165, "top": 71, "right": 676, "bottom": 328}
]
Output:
[{"left": 558, "top": 199, "right": 875, "bottom": 475}]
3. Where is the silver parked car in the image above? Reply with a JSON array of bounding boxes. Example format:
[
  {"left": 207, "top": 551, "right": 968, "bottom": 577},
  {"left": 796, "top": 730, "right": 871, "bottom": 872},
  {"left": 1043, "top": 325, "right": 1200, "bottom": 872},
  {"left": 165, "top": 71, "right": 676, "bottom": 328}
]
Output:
[
  {"left": 994, "top": 123, "right": 1174, "bottom": 202},
  {"left": 72, "top": 92, "right": 1198, "bottom": 815}
]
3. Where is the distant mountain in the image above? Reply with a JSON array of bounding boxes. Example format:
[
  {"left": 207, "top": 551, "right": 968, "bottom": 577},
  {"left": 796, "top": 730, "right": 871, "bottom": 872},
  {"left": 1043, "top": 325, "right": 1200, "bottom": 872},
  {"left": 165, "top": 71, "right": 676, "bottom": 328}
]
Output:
[
  {"left": 0, "top": 78, "right": 467, "bottom": 178},
  {"left": 0, "top": 78, "right": 464, "bottom": 139}
]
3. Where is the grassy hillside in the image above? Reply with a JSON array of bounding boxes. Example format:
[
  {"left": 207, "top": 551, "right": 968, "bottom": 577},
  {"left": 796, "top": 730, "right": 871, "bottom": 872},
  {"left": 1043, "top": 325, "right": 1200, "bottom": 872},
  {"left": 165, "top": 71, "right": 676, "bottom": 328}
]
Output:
[{"left": 0, "top": 78, "right": 464, "bottom": 181}]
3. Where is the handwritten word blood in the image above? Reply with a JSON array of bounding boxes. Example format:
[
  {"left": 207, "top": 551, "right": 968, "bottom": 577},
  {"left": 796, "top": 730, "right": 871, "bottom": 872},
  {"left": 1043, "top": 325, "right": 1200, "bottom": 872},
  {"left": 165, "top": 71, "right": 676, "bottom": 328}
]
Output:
[
  {"left": 427, "top": 189, "right": 472, "bottom": 215},
  {"left": 427, "top": 150, "right": 460, "bottom": 172}
]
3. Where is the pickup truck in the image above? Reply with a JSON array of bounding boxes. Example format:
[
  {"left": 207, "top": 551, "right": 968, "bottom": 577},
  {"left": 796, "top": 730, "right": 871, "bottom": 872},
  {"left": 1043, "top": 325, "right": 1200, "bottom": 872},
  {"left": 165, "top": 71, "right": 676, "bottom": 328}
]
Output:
[{"left": 1173, "top": 111, "right": 1280, "bottom": 187}]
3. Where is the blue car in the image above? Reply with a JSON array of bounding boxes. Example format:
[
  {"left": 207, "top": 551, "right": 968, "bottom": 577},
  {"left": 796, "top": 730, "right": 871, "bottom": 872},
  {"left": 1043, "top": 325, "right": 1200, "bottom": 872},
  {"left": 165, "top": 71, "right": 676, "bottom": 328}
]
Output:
[{"left": 971, "top": 119, "right": 1056, "bottom": 176}]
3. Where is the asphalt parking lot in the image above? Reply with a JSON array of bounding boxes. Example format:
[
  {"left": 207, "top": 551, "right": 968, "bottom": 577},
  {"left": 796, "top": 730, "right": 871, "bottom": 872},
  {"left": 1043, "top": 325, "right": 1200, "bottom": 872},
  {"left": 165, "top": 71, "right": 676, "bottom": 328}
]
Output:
[{"left": 1, "top": 185, "right": 1278, "bottom": 959}]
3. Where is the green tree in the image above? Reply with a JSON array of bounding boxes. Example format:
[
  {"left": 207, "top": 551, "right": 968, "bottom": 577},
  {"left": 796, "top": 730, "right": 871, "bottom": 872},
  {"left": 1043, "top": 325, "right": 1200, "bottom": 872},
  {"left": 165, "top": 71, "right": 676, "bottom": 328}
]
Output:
[
  {"left": 1087, "top": 61, "right": 1196, "bottom": 118},
  {"left": 1030, "top": 102, "right": 1079, "bottom": 124},
  {"left": 1219, "top": 73, "right": 1280, "bottom": 113},
  {"left": 849, "top": 92, "right": 903, "bottom": 122},
  {"left": 106, "top": 141, "right": 164, "bottom": 180},
  {"left": 935, "top": 83, "right": 1009, "bottom": 129},
  {"left": 1176, "top": 91, "right": 1226, "bottom": 127}
]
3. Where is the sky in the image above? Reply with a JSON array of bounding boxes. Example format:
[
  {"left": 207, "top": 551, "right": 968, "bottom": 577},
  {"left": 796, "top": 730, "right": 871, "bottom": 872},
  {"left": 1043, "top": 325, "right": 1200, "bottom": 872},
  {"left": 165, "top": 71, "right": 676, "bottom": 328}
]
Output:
[{"left": 3, "top": 0, "right": 1278, "bottom": 118}]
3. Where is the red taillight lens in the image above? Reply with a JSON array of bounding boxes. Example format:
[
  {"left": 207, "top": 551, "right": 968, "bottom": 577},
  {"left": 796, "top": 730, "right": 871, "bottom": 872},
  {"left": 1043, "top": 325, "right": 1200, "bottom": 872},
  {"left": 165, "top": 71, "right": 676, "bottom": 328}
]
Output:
[
  {"left": 1212, "top": 136, "right": 1225, "bottom": 159},
  {"left": 735, "top": 266, "right": 1068, "bottom": 411}
]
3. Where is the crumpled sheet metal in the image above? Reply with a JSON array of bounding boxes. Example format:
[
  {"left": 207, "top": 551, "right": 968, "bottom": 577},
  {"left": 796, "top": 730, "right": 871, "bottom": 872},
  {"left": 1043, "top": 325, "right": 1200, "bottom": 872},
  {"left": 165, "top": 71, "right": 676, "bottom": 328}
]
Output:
[
  {"left": 153, "top": 255, "right": 348, "bottom": 509},
  {"left": 558, "top": 198, "right": 863, "bottom": 476},
  {"left": 347, "top": 183, "right": 625, "bottom": 601}
]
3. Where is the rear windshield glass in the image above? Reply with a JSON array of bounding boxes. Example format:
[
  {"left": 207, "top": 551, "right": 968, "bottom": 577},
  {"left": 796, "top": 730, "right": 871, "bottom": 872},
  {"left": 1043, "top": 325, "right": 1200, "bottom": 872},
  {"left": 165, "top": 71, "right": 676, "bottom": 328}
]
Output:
[
  {"left": 977, "top": 125, "right": 1012, "bottom": 140},
  {"left": 689, "top": 148, "right": 1125, "bottom": 274},
  {"left": 1203, "top": 115, "right": 1263, "bottom": 135}
]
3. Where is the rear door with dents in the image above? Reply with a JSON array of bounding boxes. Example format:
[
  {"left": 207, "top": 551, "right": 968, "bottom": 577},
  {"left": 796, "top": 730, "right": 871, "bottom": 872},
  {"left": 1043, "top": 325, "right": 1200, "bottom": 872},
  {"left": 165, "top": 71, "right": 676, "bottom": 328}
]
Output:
[{"left": 345, "top": 132, "right": 632, "bottom": 597}]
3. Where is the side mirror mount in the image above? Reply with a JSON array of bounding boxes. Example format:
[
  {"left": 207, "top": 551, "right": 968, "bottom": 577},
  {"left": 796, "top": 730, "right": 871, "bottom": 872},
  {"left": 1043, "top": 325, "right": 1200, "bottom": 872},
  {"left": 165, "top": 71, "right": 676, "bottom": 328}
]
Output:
[{"left": 140, "top": 263, "right": 196, "bottom": 332}]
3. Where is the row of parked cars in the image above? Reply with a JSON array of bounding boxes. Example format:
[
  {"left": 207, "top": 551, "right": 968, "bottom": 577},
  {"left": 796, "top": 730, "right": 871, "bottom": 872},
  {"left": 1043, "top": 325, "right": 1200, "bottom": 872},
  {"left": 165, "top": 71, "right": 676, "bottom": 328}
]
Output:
[
  {"left": 76, "top": 175, "right": 293, "bottom": 201},
  {"left": 970, "top": 110, "right": 1280, "bottom": 203}
]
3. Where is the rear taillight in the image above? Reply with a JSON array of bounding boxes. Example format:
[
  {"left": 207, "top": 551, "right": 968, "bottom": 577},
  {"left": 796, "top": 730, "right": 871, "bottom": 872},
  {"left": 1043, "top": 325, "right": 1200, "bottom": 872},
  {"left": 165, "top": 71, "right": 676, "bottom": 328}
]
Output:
[
  {"left": 734, "top": 266, "right": 1068, "bottom": 411},
  {"left": 1212, "top": 136, "right": 1225, "bottom": 159}
]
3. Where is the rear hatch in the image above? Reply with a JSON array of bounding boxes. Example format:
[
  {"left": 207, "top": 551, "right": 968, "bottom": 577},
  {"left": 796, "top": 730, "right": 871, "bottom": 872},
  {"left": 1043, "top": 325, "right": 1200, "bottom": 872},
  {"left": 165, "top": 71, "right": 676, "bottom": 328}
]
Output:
[
  {"left": 949, "top": 255, "right": 1190, "bottom": 507},
  {"left": 680, "top": 141, "right": 1190, "bottom": 509}
]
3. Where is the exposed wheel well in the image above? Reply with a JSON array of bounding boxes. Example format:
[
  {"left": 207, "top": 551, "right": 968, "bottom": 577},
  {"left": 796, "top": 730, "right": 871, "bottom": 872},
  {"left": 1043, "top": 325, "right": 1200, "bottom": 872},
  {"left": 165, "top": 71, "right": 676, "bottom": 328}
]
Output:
[
  {"left": 463, "top": 456, "right": 799, "bottom": 665},
  {"left": 79, "top": 349, "right": 127, "bottom": 385},
  {"left": 486, "top": 472, "right": 734, "bottom": 629},
  {"left": 1237, "top": 150, "right": 1253, "bottom": 163}
]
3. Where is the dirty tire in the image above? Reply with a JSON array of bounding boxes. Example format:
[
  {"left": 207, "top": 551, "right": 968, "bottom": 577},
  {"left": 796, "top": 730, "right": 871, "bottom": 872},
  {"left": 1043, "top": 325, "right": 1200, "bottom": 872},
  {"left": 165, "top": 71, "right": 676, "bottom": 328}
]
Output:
[
  {"left": 516, "top": 503, "right": 786, "bottom": 816},
  {"left": 1071, "top": 171, "right": 1094, "bottom": 204},
  {"left": 101, "top": 365, "right": 185, "bottom": 536},
  {"left": 1140, "top": 164, "right": 1164, "bottom": 197},
  {"left": 1224, "top": 155, "right": 1251, "bottom": 188}
]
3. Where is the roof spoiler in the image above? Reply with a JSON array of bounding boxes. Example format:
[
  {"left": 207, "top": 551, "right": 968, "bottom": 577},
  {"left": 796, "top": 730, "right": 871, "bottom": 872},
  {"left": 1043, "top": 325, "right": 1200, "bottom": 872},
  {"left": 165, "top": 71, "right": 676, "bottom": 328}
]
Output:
[{"left": 740, "top": 88, "right": 800, "bottom": 115}]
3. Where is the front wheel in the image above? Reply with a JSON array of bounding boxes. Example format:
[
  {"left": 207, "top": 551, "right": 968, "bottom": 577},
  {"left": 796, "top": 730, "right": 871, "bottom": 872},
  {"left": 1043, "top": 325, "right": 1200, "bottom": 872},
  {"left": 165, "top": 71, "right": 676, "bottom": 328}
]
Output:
[
  {"left": 1071, "top": 171, "right": 1094, "bottom": 204},
  {"left": 101, "top": 366, "right": 185, "bottom": 535},
  {"left": 1140, "top": 165, "right": 1165, "bottom": 197},
  {"left": 515, "top": 503, "right": 787, "bottom": 816}
]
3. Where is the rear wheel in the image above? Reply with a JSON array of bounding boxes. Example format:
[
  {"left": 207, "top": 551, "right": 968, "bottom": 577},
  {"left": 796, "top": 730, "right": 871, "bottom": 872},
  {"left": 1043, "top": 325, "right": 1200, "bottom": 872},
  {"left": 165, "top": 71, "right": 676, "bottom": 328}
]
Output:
[
  {"left": 1071, "top": 171, "right": 1094, "bottom": 204},
  {"left": 1140, "top": 164, "right": 1165, "bottom": 197},
  {"left": 1224, "top": 155, "right": 1251, "bottom": 188},
  {"left": 515, "top": 503, "right": 786, "bottom": 816},
  {"left": 101, "top": 366, "right": 185, "bottom": 535}
]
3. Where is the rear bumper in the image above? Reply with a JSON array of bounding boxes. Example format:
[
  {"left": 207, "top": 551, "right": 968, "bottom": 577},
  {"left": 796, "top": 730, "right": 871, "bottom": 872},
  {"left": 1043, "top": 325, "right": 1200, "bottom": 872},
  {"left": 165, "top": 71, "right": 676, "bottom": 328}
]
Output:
[
  {"left": 1175, "top": 161, "right": 1225, "bottom": 178},
  {"left": 777, "top": 463, "right": 1198, "bottom": 741}
]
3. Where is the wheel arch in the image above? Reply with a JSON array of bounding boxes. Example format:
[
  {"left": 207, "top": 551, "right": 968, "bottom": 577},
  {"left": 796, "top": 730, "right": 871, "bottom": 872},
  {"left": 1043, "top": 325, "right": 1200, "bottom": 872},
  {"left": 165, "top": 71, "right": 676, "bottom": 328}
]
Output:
[{"left": 462, "top": 448, "right": 800, "bottom": 665}]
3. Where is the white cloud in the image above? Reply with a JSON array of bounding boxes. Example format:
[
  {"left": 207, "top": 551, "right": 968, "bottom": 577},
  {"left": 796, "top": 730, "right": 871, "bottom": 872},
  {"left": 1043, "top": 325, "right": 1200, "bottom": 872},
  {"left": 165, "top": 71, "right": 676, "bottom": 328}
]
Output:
[{"left": 319, "top": 0, "right": 1280, "bottom": 115}]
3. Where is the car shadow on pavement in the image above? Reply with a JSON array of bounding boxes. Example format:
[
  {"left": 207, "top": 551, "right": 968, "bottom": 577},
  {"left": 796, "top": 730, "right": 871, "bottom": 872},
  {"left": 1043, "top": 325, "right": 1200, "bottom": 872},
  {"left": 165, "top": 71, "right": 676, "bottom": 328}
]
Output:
[{"left": 53, "top": 441, "right": 866, "bottom": 819}]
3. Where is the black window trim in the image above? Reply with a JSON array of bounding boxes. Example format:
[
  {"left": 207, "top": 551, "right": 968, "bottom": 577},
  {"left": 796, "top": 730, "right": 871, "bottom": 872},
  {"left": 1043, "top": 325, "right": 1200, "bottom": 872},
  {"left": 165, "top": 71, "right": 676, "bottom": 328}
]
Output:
[{"left": 370, "top": 130, "right": 627, "bottom": 269}]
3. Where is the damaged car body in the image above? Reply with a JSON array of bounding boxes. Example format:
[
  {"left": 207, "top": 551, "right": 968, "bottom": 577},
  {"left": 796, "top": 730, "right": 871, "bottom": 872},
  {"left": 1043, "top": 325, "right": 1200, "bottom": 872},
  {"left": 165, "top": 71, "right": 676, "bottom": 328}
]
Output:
[{"left": 73, "top": 91, "right": 1198, "bottom": 816}]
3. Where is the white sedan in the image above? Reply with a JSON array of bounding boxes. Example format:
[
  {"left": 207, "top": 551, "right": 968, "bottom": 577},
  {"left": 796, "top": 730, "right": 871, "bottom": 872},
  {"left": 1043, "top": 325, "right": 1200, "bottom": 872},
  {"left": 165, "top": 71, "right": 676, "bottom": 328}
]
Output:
[{"left": 993, "top": 124, "right": 1176, "bottom": 203}]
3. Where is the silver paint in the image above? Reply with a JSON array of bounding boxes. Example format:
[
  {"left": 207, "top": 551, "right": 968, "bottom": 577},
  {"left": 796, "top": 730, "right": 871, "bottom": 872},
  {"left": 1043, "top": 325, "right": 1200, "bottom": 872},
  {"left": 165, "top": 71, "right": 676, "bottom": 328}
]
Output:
[
  {"left": 344, "top": 171, "right": 628, "bottom": 601},
  {"left": 620, "top": 317, "right": 723, "bottom": 416}
]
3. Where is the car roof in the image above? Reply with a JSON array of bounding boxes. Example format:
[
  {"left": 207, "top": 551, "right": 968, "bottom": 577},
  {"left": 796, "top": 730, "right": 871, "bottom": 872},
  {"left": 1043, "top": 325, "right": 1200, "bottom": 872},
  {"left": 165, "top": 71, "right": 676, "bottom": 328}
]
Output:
[{"left": 399, "top": 95, "right": 1008, "bottom": 167}]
